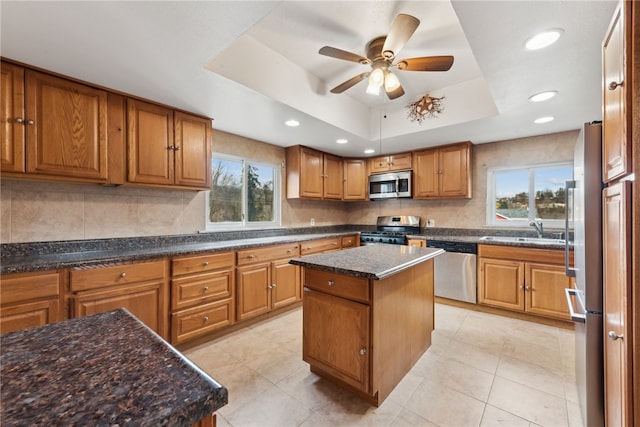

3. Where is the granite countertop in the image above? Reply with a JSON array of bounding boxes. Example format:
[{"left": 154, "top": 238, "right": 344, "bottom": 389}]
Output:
[
  {"left": 0, "top": 309, "right": 227, "bottom": 427},
  {"left": 406, "top": 233, "right": 568, "bottom": 249},
  {"left": 0, "top": 232, "right": 358, "bottom": 275},
  {"left": 289, "top": 244, "right": 444, "bottom": 280}
]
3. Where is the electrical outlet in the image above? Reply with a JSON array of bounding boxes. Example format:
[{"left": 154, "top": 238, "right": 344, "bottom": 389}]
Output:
[
  {"left": 426, "top": 219, "right": 435, "bottom": 228},
  {"left": 310, "top": 218, "right": 315, "bottom": 226}
]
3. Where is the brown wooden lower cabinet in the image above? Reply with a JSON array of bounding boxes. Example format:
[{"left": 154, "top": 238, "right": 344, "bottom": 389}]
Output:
[
  {"left": 0, "top": 270, "right": 64, "bottom": 334},
  {"left": 478, "top": 245, "right": 574, "bottom": 321}
]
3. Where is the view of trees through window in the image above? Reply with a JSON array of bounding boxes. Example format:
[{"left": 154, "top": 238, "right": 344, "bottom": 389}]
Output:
[
  {"left": 493, "top": 164, "right": 572, "bottom": 222},
  {"left": 209, "top": 157, "right": 275, "bottom": 225}
]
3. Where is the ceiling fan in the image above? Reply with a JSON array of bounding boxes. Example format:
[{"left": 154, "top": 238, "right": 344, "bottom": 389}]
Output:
[{"left": 319, "top": 14, "right": 454, "bottom": 100}]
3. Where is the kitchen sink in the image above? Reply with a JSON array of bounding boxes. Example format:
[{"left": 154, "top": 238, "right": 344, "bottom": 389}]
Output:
[{"left": 479, "top": 236, "right": 566, "bottom": 245}]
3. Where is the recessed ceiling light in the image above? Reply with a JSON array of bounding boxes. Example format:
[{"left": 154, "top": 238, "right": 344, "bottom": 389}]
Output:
[
  {"left": 336, "top": 138, "right": 348, "bottom": 144},
  {"left": 534, "top": 116, "right": 555, "bottom": 124},
  {"left": 364, "top": 149, "right": 375, "bottom": 154},
  {"left": 284, "top": 119, "right": 300, "bottom": 127},
  {"left": 529, "top": 90, "right": 558, "bottom": 102},
  {"left": 524, "top": 29, "right": 563, "bottom": 50}
]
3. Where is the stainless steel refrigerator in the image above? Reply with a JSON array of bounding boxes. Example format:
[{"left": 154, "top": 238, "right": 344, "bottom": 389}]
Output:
[{"left": 564, "top": 122, "right": 604, "bottom": 426}]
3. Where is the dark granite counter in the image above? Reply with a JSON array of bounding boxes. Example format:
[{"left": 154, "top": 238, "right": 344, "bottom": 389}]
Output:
[
  {"left": 289, "top": 244, "right": 444, "bottom": 280},
  {"left": 0, "top": 231, "right": 360, "bottom": 275},
  {"left": 0, "top": 308, "right": 227, "bottom": 426}
]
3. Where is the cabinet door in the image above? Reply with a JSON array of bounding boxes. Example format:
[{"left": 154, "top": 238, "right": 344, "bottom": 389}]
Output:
[
  {"left": 0, "top": 300, "right": 59, "bottom": 334},
  {"left": 603, "top": 182, "right": 632, "bottom": 426},
  {"left": 343, "top": 159, "right": 367, "bottom": 200},
  {"left": 323, "top": 153, "right": 343, "bottom": 199},
  {"left": 25, "top": 70, "right": 108, "bottom": 181},
  {"left": 271, "top": 259, "right": 300, "bottom": 309},
  {"left": 73, "top": 281, "right": 164, "bottom": 335},
  {"left": 389, "top": 152, "right": 412, "bottom": 171},
  {"left": 174, "top": 111, "right": 211, "bottom": 188},
  {"left": 369, "top": 155, "right": 390, "bottom": 174},
  {"left": 407, "top": 239, "right": 426, "bottom": 247},
  {"left": 439, "top": 143, "right": 471, "bottom": 197},
  {"left": 299, "top": 147, "right": 323, "bottom": 198},
  {"left": 1, "top": 62, "right": 25, "bottom": 173},
  {"left": 525, "top": 263, "right": 573, "bottom": 320},
  {"left": 413, "top": 148, "right": 438, "bottom": 198},
  {"left": 127, "top": 99, "right": 173, "bottom": 185},
  {"left": 602, "top": 4, "right": 630, "bottom": 183},
  {"left": 303, "top": 289, "right": 370, "bottom": 392},
  {"left": 236, "top": 263, "right": 271, "bottom": 321},
  {"left": 478, "top": 258, "right": 525, "bottom": 311}
]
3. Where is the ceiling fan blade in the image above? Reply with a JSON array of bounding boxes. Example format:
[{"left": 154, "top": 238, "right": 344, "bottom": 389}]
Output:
[
  {"left": 396, "top": 56, "right": 454, "bottom": 71},
  {"left": 382, "top": 14, "right": 420, "bottom": 60},
  {"left": 330, "top": 73, "right": 369, "bottom": 94},
  {"left": 385, "top": 83, "right": 405, "bottom": 100},
  {"left": 319, "top": 46, "right": 370, "bottom": 64}
]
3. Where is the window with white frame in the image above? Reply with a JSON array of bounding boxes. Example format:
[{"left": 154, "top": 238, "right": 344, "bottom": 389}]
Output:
[
  {"left": 206, "top": 154, "right": 281, "bottom": 230},
  {"left": 486, "top": 162, "right": 572, "bottom": 227}
]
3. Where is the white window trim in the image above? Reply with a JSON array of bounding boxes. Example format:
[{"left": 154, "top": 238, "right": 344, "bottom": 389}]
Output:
[
  {"left": 486, "top": 161, "right": 572, "bottom": 229},
  {"left": 205, "top": 153, "right": 282, "bottom": 231}
]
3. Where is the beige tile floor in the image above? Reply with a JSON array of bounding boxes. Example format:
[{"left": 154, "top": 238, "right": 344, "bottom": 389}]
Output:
[{"left": 184, "top": 303, "right": 584, "bottom": 427}]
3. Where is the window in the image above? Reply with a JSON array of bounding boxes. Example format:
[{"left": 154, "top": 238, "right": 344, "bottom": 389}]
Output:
[
  {"left": 487, "top": 162, "right": 572, "bottom": 227},
  {"left": 206, "top": 154, "right": 280, "bottom": 230}
]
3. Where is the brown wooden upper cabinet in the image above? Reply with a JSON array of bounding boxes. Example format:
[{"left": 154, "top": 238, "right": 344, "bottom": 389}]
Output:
[
  {"left": 343, "top": 159, "right": 368, "bottom": 201},
  {"left": 286, "top": 145, "right": 343, "bottom": 200},
  {"left": 368, "top": 152, "right": 412, "bottom": 174},
  {"left": 127, "top": 99, "right": 211, "bottom": 189},
  {"left": 413, "top": 141, "right": 472, "bottom": 199},
  {"left": 1, "top": 63, "right": 108, "bottom": 182},
  {"left": 602, "top": 2, "right": 632, "bottom": 183}
]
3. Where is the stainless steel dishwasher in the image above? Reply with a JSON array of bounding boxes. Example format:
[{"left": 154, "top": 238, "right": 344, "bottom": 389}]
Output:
[{"left": 426, "top": 240, "right": 477, "bottom": 303}]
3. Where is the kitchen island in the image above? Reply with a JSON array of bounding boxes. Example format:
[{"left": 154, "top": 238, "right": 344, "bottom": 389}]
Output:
[
  {"left": 289, "top": 244, "right": 444, "bottom": 406},
  {"left": 0, "top": 308, "right": 227, "bottom": 426}
]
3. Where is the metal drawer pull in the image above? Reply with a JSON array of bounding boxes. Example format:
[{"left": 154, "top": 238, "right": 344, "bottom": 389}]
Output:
[
  {"left": 26, "top": 119, "right": 34, "bottom": 125},
  {"left": 15, "top": 117, "right": 24, "bottom": 124},
  {"left": 271, "top": 284, "right": 277, "bottom": 288},
  {"left": 203, "top": 261, "right": 209, "bottom": 266},
  {"left": 327, "top": 280, "right": 335, "bottom": 286},
  {"left": 608, "top": 81, "right": 623, "bottom": 90},
  {"left": 203, "top": 316, "right": 209, "bottom": 322},
  {"left": 203, "top": 286, "right": 209, "bottom": 291},
  {"left": 359, "top": 348, "right": 367, "bottom": 356},
  {"left": 120, "top": 272, "right": 126, "bottom": 278},
  {"left": 608, "top": 331, "right": 623, "bottom": 341},
  {"left": 248, "top": 254, "right": 255, "bottom": 259}
]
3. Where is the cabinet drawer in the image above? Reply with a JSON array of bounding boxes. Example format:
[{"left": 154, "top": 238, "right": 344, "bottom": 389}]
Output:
[
  {"left": 171, "top": 270, "right": 232, "bottom": 310},
  {"left": 171, "top": 299, "right": 234, "bottom": 344},
  {"left": 0, "top": 271, "right": 61, "bottom": 304},
  {"left": 237, "top": 243, "right": 300, "bottom": 266},
  {"left": 172, "top": 251, "right": 234, "bottom": 276},
  {"left": 341, "top": 235, "right": 358, "bottom": 248},
  {"left": 70, "top": 260, "right": 166, "bottom": 292},
  {"left": 304, "top": 269, "right": 369, "bottom": 303},
  {"left": 478, "top": 245, "right": 566, "bottom": 265},
  {"left": 300, "top": 237, "right": 341, "bottom": 255}
]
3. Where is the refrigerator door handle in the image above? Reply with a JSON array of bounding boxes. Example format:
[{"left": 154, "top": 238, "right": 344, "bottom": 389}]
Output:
[
  {"left": 564, "top": 180, "right": 577, "bottom": 277},
  {"left": 565, "top": 288, "right": 586, "bottom": 323}
]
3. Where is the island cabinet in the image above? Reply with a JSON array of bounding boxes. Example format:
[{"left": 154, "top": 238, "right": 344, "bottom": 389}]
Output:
[
  {"left": 127, "top": 99, "right": 212, "bottom": 189},
  {"left": 286, "top": 145, "right": 343, "bottom": 200},
  {"left": 413, "top": 141, "right": 472, "bottom": 199},
  {"left": 478, "top": 245, "right": 574, "bottom": 321},
  {"left": 1, "top": 62, "right": 108, "bottom": 182},
  {"left": 170, "top": 251, "right": 235, "bottom": 345},
  {"left": 0, "top": 270, "right": 64, "bottom": 334},
  {"left": 343, "top": 159, "right": 368, "bottom": 200},
  {"left": 236, "top": 243, "right": 301, "bottom": 321},
  {"left": 301, "top": 258, "right": 434, "bottom": 406},
  {"left": 368, "top": 152, "right": 412, "bottom": 173},
  {"left": 69, "top": 259, "right": 169, "bottom": 339}
]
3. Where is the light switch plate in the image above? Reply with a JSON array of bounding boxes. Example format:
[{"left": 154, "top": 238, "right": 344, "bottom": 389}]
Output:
[{"left": 426, "top": 219, "right": 435, "bottom": 227}]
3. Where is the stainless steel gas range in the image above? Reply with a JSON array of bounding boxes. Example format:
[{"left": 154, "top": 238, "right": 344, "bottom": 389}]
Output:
[{"left": 359, "top": 215, "right": 421, "bottom": 245}]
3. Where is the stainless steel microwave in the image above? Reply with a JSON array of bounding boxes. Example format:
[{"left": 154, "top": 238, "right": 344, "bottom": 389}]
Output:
[{"left": 368, "top": 171, "right": 412, "bottom": 200}]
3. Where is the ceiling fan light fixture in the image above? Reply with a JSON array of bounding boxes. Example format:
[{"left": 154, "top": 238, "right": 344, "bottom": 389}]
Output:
[
  {"left": 366, "top": 67, "right": 385, "bottom": 95},
  {"left": 524, "top": 29, "right": 563, "bottom": 50},
  {"left": 384, "top": 71, "right": 400, "bottom": 92}
]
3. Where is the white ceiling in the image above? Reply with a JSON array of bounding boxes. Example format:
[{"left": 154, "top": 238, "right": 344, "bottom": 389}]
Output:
[{"left": 1, "top": 1, "right": 617, "bottom": 158}]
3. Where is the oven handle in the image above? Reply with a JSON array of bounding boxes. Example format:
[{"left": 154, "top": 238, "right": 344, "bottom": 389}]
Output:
[{"left": 395, "top": 176, "right": 399, "bottom": 197}]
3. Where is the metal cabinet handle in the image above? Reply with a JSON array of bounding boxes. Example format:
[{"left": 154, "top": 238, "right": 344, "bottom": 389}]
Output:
[
  {"left": 26, "top": 119, "right": 34, "bottom": 125},
  {"left": 203, "top": 286, "right": 209, "bottom": 291},
  {"left": 608, "top": 331, "right": 623, "bottom": 341},
  {"left": 173, "top": 146, "right": 181, "bottom": 151},
  {"left": 120, "top": 272, "right": 126, "bottom": 278},
  {"left": 167, "top": 145, "right": 174, "bottom": 151},
  {"left": 608, "top": 81, "right": 623, "bottom": 91},
  {"left": 15, "top": 117, "right": 24, "bottom": 124},
  {"left": 248, "top": 254, "right": 255, "bottom": 259},
  {"left": 327, "top": 280, "right": 335, "bottom": 286},
  {"left": 272, "top": 284, "right": 277, "bottom": 288},
  {"left": 359, "top": 347, "right": 367, "bottom": 356},
  {"left": 203, "top": 261, "right": 209, "bottom": 266},
  {"left": 287, "top": 249, "right": 293, "bottom": 253},
  {"left": 203, "top": 316, "right": 209, "bottom": 322}
]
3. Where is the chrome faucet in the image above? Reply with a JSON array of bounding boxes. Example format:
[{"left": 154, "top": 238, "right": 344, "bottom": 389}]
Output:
[{"left": 529, "top": 220, "right": 544, "bottom": 238}]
